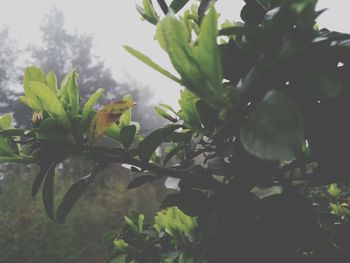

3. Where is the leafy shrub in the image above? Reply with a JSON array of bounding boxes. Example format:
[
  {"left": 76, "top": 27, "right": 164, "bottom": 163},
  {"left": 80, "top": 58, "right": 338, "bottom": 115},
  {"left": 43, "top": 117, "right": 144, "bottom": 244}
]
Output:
[
  {"left": 2, "top": 0, "right": 350, "bottom": 262},
  {"left": 109, "top": 207, "right": 199, "bottom": 263}
]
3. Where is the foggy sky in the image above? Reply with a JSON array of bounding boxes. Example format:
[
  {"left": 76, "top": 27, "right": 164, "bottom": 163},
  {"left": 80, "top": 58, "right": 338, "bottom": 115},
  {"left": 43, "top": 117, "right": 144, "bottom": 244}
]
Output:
[{"left": 0, "top": 0, "right": 348, "bottom": 108}]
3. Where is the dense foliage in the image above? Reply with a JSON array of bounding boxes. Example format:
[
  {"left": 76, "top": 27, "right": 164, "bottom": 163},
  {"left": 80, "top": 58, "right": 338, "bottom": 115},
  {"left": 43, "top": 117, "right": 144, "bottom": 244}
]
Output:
[{"left": 2, "top": 0, "right": 350, "bottom": 262}]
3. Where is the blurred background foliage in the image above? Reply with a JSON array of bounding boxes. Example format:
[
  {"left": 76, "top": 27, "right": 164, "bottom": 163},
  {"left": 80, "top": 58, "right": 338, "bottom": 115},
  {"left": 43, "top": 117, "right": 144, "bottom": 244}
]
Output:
[{"left": 0, "top": 8, "right": 165, "bottom": 263}]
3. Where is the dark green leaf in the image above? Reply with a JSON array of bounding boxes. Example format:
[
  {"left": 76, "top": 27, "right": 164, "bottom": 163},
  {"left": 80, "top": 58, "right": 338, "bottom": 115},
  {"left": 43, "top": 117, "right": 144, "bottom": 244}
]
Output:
[
  {"left": 56, "top": 171, "right": 98, "bottom": 223},
  {"left": 130, "top": 166, "right": 141, "bottom": 173},
  {"left": 164, "top": 144, "right": 186, "bottom": 165},
  {"left": 169, "top": 0, "right": 189, "bottom": 13},
  {"left": 42, "top": 162, "right": 56, "bottom": 220},
  {"left": 120, "top": 125, "right": 137, "bottom": 150},
  {"left": 32, "top": 162, "right": 51, "bottom": 197},
  {"left": 219, "top": 41, "right": 257, "bottom": 85},
  {"left": 161, "top": 190, "right": 207, "bottom": 216},
  {"left": 207, "top": 157, "right": 225, "bottom": 176},
  {"left": 138, "top": 125, "right": 180, "bottom": 163},
  {"left": 0, "top": 129, "right": 26, "bottom": 137},
  {"left": 198, "top": 0, "right": 211, "bottom": 24},
  {"left": 218, "top": 25, "right": 265, "bottom": 38},
  {"left": 240, "top": 90, "right": 304, "bottom": 161},
  {"left": 127, "top": 175, "right": 157, "bottom": 189},
  {"left": 240, "top": 1, "right": 267, "bottom": 25},
  {"left": 195, "top": 100, "right": 217, "bottom": 132},
  {"left": 302, "top": 68, "right": 343, "bottom": 99},
  {"left": 179, "top": 252, "right": 193, "bottom": 263}
]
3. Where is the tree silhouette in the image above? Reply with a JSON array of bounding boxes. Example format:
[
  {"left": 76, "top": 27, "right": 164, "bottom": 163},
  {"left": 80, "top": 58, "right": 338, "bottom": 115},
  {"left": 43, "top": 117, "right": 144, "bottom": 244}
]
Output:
[{"left": 0, "top": 28, "right": 19, "bottom": 114}]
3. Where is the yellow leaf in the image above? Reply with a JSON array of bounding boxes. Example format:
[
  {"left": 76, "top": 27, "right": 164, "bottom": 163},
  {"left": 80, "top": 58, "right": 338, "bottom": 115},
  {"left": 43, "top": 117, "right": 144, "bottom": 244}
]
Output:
[{"left": 88, "top": 99, "right": 135, "bottom": 145}]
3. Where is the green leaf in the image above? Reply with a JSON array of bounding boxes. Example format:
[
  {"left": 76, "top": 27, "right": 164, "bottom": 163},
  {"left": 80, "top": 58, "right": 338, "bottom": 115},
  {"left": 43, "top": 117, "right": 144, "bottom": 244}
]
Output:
[
  {"left": 0, "top": 113, "right": 12, "bottom": 130},
  {"left": 56, "top": 171, "right": 98, "bottom": 223},
  {"left": 42, "top": 162, "right": 56, "bottom": 220},
  {"left": 0, "top": 129, "right": 26, "bottom": 137},
  {"left": 169, "top": 0, "right": 190, "bottom": 13},
  {"left": 194, "top": 4, "right": 222, "bottom": 91},
  {"left": 302, "top": 69, "right": 343, "bottom": 99},
  {"left": 67, "top": 71, "right": 80, "bottom": 115},
  {"left": 81, "top": 88, "right": 105, "bottom": 128},
  {"left": 240, "top": 90, "right": 304, "bottom": 161},
  {"left": 124, "top": 216, "right": 139, "bottom": 234},
  {"left": 23, "top": 67, "right": 47, "bottom": 111},
  {"left": 218, "top": 25, "right": 265, "bottom": 38},
  {"left": 138, "top": 214, "right": 144, "bottom": 234},
  {"left": 127, "top": 175, "right": 157, "bottom": 189},
  {"left": 178, "top": 90, "right": 203, "bottom": 131},
  {"left": 32, "top": 162, "right": 51, "bottom": 197},
  {"left": 120, "top": 95, "right": 133, "bottom": 127},
  {"left": 164, "top": 144, "right": 186, "bottom": 165},
  {"left": 159, "top": 103, "right": 178, "bottom": 115},
  {"left": 19, "top": 96, "right": 29, "bottom": 107},
  {"left": 58, "top": 73, "right": 70, "bottom": 109},
  {"left": 161, "top": 190, "right": 207, "bottom": 216},
  {"left": 109, "top": 255, "right": 127, "bottom": 263},
  {"left": 195, "top": 99, "right": 217, "bottom": 132},
  {"left": 28, "top": 81, "right": 70, "bottom": 129},
  {"left": 179, "top": 252, "right": 193, "bottom": 263},
  {"left": 328, "top": 183, "right": 341, "bottom": 198},
  {"left": 156, "top": 6, "right": 226, "bottom": 108},
  {"left": 138, "top": 125, "right": 180, "bottom": 163},
  {"left": 154, "top": 106, "right": 178, "bottom": 122},
  {"left": 124, "top": 46, "right": 181, "bottom": 83},
  {"left": 207, "top": 157, "right": 225, "bottom": 176},
  {"left": 156, "top": 13, "right": 200, "bottom": 85},
  {"left": 136, "top": 0, "right": 159, "bottom": 25},
  {"left": 120, "top": 125, "right": 137, "bottom": 150},
  {"left": 36, "top": 118, "right": 68, "bottom": 141},
  {"left": 46, "top": 71, "right": 59, "bottom": 94},
  {"left": 113, "top": 240, "right": 130, "bottom": 254},
  {"left": 0, "top": 136, "right": 15, "bottom": 156},
  {"left": 0, "top": 156, "right": 26, "bottom": 163}
]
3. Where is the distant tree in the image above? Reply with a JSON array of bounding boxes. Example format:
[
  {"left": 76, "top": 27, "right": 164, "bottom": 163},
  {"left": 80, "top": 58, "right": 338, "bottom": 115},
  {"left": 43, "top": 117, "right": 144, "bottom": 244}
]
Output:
[{"left": 0, "top": 28, "right": 19, "bottom": 114}]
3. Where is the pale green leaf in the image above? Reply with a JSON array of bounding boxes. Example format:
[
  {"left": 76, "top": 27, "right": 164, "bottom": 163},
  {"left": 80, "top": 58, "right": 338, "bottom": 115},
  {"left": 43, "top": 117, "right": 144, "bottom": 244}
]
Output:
[
  {"left": 28, "top": 81, "right": 70, "bottom": 129},
  {"left": 67, "top": 71, "right": 80, "bottom": 115},
  {"left": 0, "top": 113, "right": 13, "bottom": 130},
  {"left": 81, "top": 88, "right": 105, "bottom": 129},
  {"left": 194, "top": 5, "right": 222, "bottom": 90},
  {"left": 23, "top": 67, "right": 47, "bottom": 111},
  {"left": 124, "top": 46, "right": 181, "bottom": 83},
  {"left": 46, "top": 71, "right": 59, "bottom": 94}
]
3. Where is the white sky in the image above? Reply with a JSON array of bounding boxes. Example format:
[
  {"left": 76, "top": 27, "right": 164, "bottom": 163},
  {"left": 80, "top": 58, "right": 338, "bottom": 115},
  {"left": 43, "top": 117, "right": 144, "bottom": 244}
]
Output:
[{"left": 0, "top": 0, "right": 349, "bottom": 107}]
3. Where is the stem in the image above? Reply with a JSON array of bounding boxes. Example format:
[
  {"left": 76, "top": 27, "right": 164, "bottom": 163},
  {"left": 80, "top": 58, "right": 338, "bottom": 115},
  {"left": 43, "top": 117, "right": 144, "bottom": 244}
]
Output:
[
  {"left": 91, "top": 149, "right": 187, "bottom": 178},
  {"left": 90, "top": 148, "right": 224, "bottom": 189}
]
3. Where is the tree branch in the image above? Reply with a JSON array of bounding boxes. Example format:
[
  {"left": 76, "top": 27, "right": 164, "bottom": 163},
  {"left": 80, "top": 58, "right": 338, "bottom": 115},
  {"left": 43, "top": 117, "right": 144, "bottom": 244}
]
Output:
[{"left": 90, "top": 148, "right": 187, "bottom": 178}]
